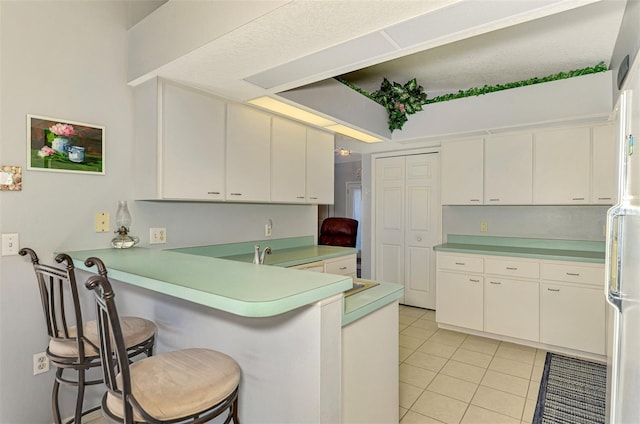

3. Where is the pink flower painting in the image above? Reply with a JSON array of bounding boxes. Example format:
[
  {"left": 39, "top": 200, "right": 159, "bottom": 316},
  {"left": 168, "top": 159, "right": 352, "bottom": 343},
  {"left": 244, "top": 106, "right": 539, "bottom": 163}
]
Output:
[{"left": 49, "top": 123, "right": 76, "bottom": 137}]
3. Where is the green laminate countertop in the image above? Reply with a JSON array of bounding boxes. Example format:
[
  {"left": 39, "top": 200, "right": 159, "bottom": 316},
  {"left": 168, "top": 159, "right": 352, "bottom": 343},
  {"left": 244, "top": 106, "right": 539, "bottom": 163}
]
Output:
[
  {"left": 342, "top": 279, "right": 404, "bottom": 326},
  {"left": 170, "top": 240, "right": 357, "bottom": 268},
  {"left": 66, "top": 247, "right": 352, "bottom": 318},
  {"left": 434, "top": 235, "right": 605, "bottom": 263}
]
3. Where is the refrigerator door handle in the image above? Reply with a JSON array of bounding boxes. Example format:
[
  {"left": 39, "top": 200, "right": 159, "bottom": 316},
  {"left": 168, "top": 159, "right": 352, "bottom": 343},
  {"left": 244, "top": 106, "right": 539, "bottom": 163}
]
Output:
[{"left": 605, "top": 210, "right": 623, "bottom": 312}]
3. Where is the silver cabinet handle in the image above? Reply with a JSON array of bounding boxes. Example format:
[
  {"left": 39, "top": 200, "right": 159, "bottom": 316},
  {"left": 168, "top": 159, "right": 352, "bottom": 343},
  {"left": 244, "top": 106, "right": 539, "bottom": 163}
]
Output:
[
  {"left": 339, "top": 266, "right": 347, "bottom": 270},
  {"left": 506, "top": 267, "right": 518, "bottom": 270},
  {"left": 230, "top": 193, "right": 242, "bottom": 196},
  {"left": 548, "top": 288, "right": 560, "bottom": 292},
  {"left": 572, "top": 197, "right": 585, "bottom": 201},
  {"left": 296, "top": 196, "right": 305, "bottom": 199},
  {"left": 207, "top": 191, "right": 220, "bottom": 195},
  {"left": 455, "top": 262, "right": 465, "bottom": 266},
  {"left": 489, "top": 198, "right": 500, "bottom": 202},
  {"left": 490, "top": 281, "right": 501, "bottom": 285},
  {"left": 598, "top": 197, "right": 612, "bottom": 200},
  {"left": 309, "top": 196, "right": 318, "bottom": 199},
  {"left": 469, "top": 278, "right": 480, "bottom": 283},
  {"left": 470, "top": 199, "right": 481, "bottom": 202},
  {"left": 566, "top": 272, "right": 580, "bottom": 276}
]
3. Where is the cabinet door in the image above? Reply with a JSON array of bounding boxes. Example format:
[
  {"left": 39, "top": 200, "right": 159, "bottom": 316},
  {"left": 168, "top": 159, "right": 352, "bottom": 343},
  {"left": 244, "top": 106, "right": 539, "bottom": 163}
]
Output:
[
  {"left": 306, "top": 128, "right": 334, "bottom": 204},
  {"left": 435, "top": 271, "right": 483, "bottom": 331},
  {"left": 484, "top": 134, "right": 533, "bottom": 204},
  {"left": 226, "top": 104, "right": 271, "bottom": 202},
  {"left": 592, "top": 124, "right": 616, "bottom": 204},
  {"left": 441, "top": 138, "right": 483, "bottom": 205},
  {"left": 533, "top": 127, "right": 590, "bottom": 204},
  {"left": 541, "top": 283, "right": 605, "bottom": 354},
  {"left": 271, "top": 118, "right": 306, "bottom": 203},
  {"left": 162, "top": 83, "right": 226, "bottom": 200},
  {"left": 484, "top": 278, "right": 539, "bottom": 342}
]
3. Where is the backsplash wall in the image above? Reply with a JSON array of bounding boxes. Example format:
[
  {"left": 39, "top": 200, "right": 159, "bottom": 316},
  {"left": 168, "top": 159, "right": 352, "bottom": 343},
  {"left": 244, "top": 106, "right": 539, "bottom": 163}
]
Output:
[{"left": 442, "top": 205, "right": 610, "bottom": 242}]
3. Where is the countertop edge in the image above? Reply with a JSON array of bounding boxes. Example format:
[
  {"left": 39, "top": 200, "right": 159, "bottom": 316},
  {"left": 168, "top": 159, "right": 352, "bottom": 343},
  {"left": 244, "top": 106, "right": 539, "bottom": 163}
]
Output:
[{"left": 433, "top": 244, "right": 605, "bottom": 264}]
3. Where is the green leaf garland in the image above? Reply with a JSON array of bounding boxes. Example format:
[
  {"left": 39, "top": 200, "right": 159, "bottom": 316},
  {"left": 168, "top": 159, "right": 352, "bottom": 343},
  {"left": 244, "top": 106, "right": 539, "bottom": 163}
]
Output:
[{"left": 335, "top": 61, "right": 608, "bottom": 132}]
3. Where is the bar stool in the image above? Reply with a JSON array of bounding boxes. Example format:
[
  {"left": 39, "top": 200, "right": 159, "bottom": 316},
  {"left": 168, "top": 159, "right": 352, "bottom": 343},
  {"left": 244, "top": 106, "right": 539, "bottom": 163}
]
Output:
[
  {"left": 19, "top": 248, "right": 157, "bottom": 424},
  {"left": 84, "top": 256, "right": 241, "bottom": 424}
]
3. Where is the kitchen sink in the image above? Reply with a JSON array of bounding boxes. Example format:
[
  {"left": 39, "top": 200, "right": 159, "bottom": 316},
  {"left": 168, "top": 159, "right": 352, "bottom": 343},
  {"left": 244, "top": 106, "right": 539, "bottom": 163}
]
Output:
[{"left": 344, "top": 279, "right": 379, "bottom": 297}]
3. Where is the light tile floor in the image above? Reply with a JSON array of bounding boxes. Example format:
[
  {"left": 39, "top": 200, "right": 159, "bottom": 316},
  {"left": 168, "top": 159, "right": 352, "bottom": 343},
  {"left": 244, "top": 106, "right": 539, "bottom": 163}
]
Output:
[{"left": 399, "top": 305, "right": 546, "bottom": 424}]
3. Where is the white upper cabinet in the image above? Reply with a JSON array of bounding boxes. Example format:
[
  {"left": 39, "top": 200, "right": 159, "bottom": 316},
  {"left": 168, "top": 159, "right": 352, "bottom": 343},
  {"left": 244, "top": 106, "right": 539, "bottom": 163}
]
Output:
[
  {"left": 271, "top": 118, "right": 307, "bottom": 203},
  {"left": 592, "top": 123, "right": 616, "bottom": 204},
  {"left": 484, "top": 133, "right": 533, "bottom": 205},
  {"left": 162, "top": 83, "right": 226, "bottom": 200},
  {"left": 533, "top": 127, "right": 591, "bottom": 204},
  {"left": 306, "top": 128, "right": 334, "bottom": 204},
  {"left": 441, "top": 137, "right": 483, "bottom": 205},
  {"left": 226, "top": 104, "right": 272, "bottom": 202}
]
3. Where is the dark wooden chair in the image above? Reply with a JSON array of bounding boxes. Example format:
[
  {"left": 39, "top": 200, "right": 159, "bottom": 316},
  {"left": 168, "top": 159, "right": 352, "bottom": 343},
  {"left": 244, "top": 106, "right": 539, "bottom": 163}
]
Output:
[
  {"left": 19, "top": 248, "right": 156, "bottom": 424},
  {"left": 319, "top": 217, "right": 359, "bottom": 247},
  {"left": 84, "top": 256, "right": 241, "bottom": 424}
]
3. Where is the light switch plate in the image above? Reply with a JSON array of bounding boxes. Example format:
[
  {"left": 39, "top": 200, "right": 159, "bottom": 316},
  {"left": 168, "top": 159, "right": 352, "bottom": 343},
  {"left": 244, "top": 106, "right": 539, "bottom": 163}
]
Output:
[
  {"left": 95, "top": 212, "right": 110, "bottom": 233},
  {"left": 2, "top": 233, "right": 19, "bottom": 256}
]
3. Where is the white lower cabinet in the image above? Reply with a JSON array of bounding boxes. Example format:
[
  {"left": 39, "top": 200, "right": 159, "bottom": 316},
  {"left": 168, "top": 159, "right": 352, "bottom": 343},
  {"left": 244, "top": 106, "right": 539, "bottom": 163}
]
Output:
[
  {"left": 540, "top": 260, "right": 606, "bottom": 355},
  {"left": 289, "top": 254, "right": 357, "bottom": 277},
  {"left": 436, "top": 271, "right": 483, "bottom": 331},
  {"left": 485, "top": 277, "right": 539, "bottom": 342},
  {"left": 436, "top": 252, "right": 605, "bottom": 355}
]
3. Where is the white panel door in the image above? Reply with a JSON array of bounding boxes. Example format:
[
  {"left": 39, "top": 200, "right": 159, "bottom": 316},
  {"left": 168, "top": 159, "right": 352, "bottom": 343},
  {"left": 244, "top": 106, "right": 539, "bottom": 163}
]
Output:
[
  {"left": 375, "top": 156, "right": 405, "bottom": 295},
  {"left": 404, "top": 154, "right": 439, "bottom": 309}
]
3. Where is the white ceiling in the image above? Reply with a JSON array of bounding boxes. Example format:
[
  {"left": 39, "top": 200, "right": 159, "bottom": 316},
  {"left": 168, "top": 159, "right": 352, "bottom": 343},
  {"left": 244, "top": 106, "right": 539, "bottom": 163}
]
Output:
[
  {"left": 338, "top": 0, "right": 626, "bottom": 98},
  {"left": 131, "top": 0, "right": 627, "bottom": 153}
]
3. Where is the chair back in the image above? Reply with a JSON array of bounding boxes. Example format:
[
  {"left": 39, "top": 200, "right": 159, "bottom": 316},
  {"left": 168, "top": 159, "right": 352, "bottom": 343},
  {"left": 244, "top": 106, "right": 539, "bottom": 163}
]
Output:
[
  {"left": 318, "top": 217, "right": 358, "bottom": 247},
  {"left": 19, "top": 248, "right": 97, "bottom": 363},
  {"left": 84, "top": 257, "right": 137, "bottom": 423}
]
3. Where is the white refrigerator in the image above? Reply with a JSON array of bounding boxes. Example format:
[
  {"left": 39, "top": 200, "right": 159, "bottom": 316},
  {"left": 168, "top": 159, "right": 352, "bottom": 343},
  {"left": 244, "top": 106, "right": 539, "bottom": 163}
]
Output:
[{"left": 605, "top": 56, "right": 640, "bottom": 424}]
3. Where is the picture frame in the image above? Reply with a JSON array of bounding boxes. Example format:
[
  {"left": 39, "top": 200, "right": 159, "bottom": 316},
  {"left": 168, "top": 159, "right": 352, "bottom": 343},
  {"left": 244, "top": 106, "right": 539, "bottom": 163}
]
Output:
[
  {"left": 27, "top": 114, "right": 105, "bottom": 175},
  {"left": 0, "top": 165, "right": 22, "bottom": 191}
]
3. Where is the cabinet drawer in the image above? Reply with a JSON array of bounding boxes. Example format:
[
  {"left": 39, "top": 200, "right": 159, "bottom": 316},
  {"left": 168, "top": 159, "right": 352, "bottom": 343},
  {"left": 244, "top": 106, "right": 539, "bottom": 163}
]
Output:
[
  {"left": 485, "top": 258, "right": 539, "bottom": 279},
  {"left": 324, "top": 256, "right": 357, "bottom": 276},
  {"left": 438, "top": 254, "right": 483, "bottom": 273},
  {"left": 541, "top": 262, "right": 604, "bottom": 286}
]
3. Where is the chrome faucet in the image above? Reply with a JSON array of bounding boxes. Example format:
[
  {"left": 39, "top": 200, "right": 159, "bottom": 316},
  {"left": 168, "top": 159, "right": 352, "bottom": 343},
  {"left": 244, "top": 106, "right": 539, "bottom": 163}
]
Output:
[{"left": 253, "top": 245, "right": 272, "bottom": 264}]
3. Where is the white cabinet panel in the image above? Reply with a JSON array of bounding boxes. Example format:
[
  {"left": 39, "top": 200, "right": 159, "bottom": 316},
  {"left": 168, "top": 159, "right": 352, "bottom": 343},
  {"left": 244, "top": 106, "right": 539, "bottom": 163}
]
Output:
[
  {"left": 163, "top": 83, "right": 226, "bottom": 200},
  {"left": 441, "top": 138, "right": 483, "bottom": 205},
  {"left": 592, "top": 124, "right": 616, "bottom": 204},
  {"left": 534, "top": 127, "right": 590, "bottom": 204},
  {"left": 484, "top": 133, "right": 533, "bottom": 204},
  {"left": 485, "top": 277, "right": 539, "bottom": 342},
  {"left": 541, "top": 283, "right": 606, "bottom": 355},
  {"left": 436, "top": 271, "right": 483, "bottom": 331},
  {"left": 484, "top": 257, "right": 539, "bottom": 279},
  {"left": 271, "top": 118, "right": 307, "bottom": 203},
  {"left": 306, "top": 128, "right": 334, "bottom": 204},
  {"left": 226, "top": 104, "right": 271, "bottom": 202},
  {"left": 324, "top": 255, "right": 357, "bottom": 277}
]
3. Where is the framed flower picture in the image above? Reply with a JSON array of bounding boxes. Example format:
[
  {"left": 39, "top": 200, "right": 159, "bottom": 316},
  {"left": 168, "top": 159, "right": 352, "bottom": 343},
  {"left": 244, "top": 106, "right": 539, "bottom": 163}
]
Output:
[{"left": 27, "top": 115, "right": 105, "bottom": 175}]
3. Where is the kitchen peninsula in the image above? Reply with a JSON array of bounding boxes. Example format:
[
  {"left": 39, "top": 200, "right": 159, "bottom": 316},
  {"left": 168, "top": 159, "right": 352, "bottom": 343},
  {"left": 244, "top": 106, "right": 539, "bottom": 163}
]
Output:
[{"left": 67, "top": 240, "right": 403, "bottom": 423}]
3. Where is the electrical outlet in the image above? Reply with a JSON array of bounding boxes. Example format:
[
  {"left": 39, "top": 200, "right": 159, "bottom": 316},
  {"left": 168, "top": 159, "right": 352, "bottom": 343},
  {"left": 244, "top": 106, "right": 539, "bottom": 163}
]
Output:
[
  {"left": 33, "top": 352, "right": 49, "bottom": 375},
  {"left": 480, "top": 221, "right": 488, "bottom": 233},
  {"left": 95, "top": 212, "right": 110, "bottom": 233},
  {"left": 149, "top": 228, "right": 166, "bottom": 244},
  {"left": 1, "top": 233, "right": 19, "bottom": 256},
  {"left": 265, "top": 221, "right": 272, "bottom": 237}
]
